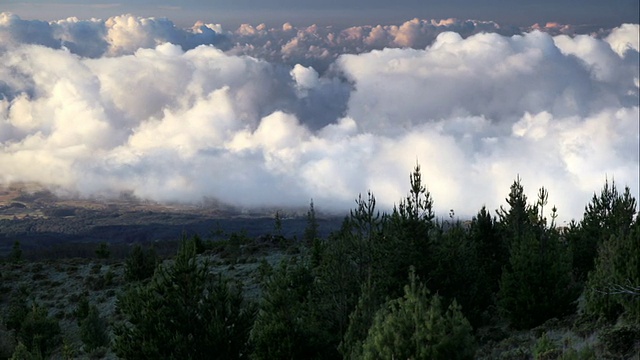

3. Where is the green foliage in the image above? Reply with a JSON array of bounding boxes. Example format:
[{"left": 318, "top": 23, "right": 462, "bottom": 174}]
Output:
[
  {"left": 340, "top": 279, "right": 384, "bottom": 359},
  {"left": 9, "top": 342, "right": 40, "bottom": 360},
  {"left": 18, "top": 303, "right": 61, "bottom": 356},
  {"left": 114, "top": 236, "right": 255, "bottom": 359},
  {"left": 74, "top": 292, "right": 90, "bottom": 324},
  {"left": 388, "top": 163, "right": 435, "bottom": 289},
  {"left": 94, "top": 242, "right": 110, "bottom": 259},
  {"left": 498, "top": 228, "right": 577, "bottom": 329},
  {"left": 0, "top": 322, "right": 17, "bottom": 359},
  {"left": 308, "top": 190, "right": 388, "bottom": 350},
  {"left": 273, "top": 211, "right": 283, "bottom": 238},
  {"left": 80, "top": 305, "right": 109, "bottom": 352},
  {"left": 496, "top": 176, "right": 535, "bottom": 243},
  {"left": 124, "top": 244, "right": 158, "bottom": 282},
  {"left": 359, "top": 270, "right": 476, "bottom": 360},
  {"left": 471, "top": 206, "right": 508, "bottom": 295},
  {"left": 10, "top": 241, "right": 22, "bottom": 263},
  {"left": 533, "top": 332, "right": 558, "bottom": 360},
  {"left": 599, "top": 324, "right": 640, "bottom": 357},
  {"left": 430, "top": 221, "right": 492, "bottom": 328},
  {"left": 557, "top": 347, "right": 596, "bottom": 360},
  {"left": 584, "top": 211, "right": 639, "bottom": 322},
  {"left": 62, "top": 338, "right": 76, "bottom": 360},
  {"left": 192, "top": 234, "right": 206, "bottom": 254},
  {"left": 498, "top": 181, "right": 578, "bottom": 329},
  {"left": 5, "top": 290, "right": 29, "bottom": 331},
  {"left": 304, "top": 199, "right": 320, "bottom": 245},
  {"left": 572, "top": 180, "right": 637, "bottom": 282},
  {"left": 250, "top": 257, "right": 334, "bottom": 359}
]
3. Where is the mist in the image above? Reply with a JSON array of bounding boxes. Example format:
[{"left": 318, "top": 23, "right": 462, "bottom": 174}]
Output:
[{"left": 1, "top": 13, "right": 638, "bottom": 221}]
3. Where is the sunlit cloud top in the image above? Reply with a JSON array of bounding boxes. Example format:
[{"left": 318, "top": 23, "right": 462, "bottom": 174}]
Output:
[{"left": 0, "top": 12, "right": 638, "bottom": 222}]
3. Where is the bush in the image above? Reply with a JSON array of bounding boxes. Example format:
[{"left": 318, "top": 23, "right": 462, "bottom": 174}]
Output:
[
  {"left": 74, "top": 293, "right": 90, "bottom": 323},
  {"left": 584, "top": 212, "right": 639, "bottom": 322},
  {"left": 80, "top": 305, "right": 110, "bottom": 352},
  {"left": 5, "top": 291, "right": 28, "bottom": 331},
  {"left": 533, "top": 332, "right": 559, "bottom": 360},
  {"left": 600, "top": 324, "right": 640, "bottom": 357},
  {"left": 124, "top": 244, "right": 158, "bottom": 282},
  {"left": 249, "top": 258, "right": 330, "bottom": 359},
  {"left": 18, "top": 304, "right": 61, "bottom": 356},
  {"left": 359, "top": 270, "right": 476, "bottom": 360},
  {"left": 114, "top": 236, "right": 255, "bottom": 359},
  {"left": 95, "top": 243, "right": 110, "bottom": 259}
]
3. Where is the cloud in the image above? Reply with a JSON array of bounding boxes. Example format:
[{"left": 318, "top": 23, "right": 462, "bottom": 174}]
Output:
[{"left": 0, "top": 14, "right": 638, "bottom": 221}]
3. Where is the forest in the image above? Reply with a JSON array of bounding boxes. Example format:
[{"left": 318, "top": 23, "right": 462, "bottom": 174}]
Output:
[{"left": 0, "top": 164, "right": 639, "bottom": 359}]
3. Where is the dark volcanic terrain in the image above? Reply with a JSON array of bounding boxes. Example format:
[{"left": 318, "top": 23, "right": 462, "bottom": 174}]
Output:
[{"left": 0, "top": 183, "right": 341, "bottom": 259}]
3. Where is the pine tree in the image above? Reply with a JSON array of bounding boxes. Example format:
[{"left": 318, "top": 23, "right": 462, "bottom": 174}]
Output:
[
  {"left": 124, "top": 244, "right": 158, "bottom": 282},
  {"left": 470, "top": 206, "right": 507, "bottom": 295},
  {"left": 304, "top": 199, "right": 320, "bottom": 245},
  {"left": 18, "top": 303, "right": 61, "bottom": 356},
  {"left": 572, "top": 181, "right": 637, "bottom": 282},
  {"left": 585, "top": 212, "right": 639, "bottom": 322},
  {"left": 250, "top": 257, "right": 333, "bottom": 359},
  {"left": 386, "top": 163, "right": 436, "bottom": 295},
  {"left": 339, "top": 278, "right": 383, "bottom": 359},
  {"left": 431, "top": 221, "right": 490, "bottom": 328},
  {"left": 10, "top": 241, "right": 22, "bottom": 263},
  {"left": 114, "top": 236, "right": 255, "bottom": 359},
  {"left": 359, "top": 269, "right": 476, "bottom": 360},
  {"left": 496, "top": 176, "right": 535, "bottom": 245},
  {"left": 80, "top": 305, "right": 109, "bottom": 352},
  {"left": 497, "top": 183, "right": 577, "bottom": 329},
  {"left": 95, "top": 242, "right": 110, "bottom": 259}
]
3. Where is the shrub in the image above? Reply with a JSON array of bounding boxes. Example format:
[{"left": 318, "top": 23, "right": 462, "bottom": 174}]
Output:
[
  {"left": 533, "top": 332, "right": 559, "bottom": 360},
  {"left": 5, "top": 291, "right": 29, "bottom": 331},
  {"left": 80, "top": 305, "right": 109, "bottom": 352},
  {"left": 114, "top": 237, "right": 255, "bottom": 359},
  {"left": 124, "top": 244, "right": 158, "bottom": 282},
  {"left": 18, "top": 304, "right": 61, "bottom": 356},
  {"left": 95, "top": 243, "right": 110, "bottom": 259},
  {"left": 600, "top": 324, "right": 640, "bottom": 357},
  {"left": 359, "top": 270, "right": 476, "bottom": 360},
  {"left": 74, "top": 293, "right": 90, "bottom": 323}
]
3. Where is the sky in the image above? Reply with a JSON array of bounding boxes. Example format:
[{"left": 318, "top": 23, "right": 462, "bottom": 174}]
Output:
[
  {"left": 0, "top": 2, "right": 638, "bottom": 222},
  {"left": 4, "top": 0, "right": 639, "bottom": 28}
]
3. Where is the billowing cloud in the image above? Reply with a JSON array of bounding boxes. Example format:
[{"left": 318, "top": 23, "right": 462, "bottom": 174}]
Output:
[{"left": 0, "top": 13, "right": 638, "bottom": 221}]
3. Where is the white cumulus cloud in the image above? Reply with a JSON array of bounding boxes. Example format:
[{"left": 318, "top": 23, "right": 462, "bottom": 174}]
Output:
[{"left": 0, "top": 14, "right": 638, "bottom": 221}]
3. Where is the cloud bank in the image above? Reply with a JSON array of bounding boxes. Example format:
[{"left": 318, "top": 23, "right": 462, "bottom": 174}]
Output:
[{"left": 1, "top": 13, "right": 638, "bottom": 221}]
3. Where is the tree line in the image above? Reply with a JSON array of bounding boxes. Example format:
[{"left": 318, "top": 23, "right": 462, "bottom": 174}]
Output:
[{"left": 3, "top": 163, "right": 638, "bottom": 359}]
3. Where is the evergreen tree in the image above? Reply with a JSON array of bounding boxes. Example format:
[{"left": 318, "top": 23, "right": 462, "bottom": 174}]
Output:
[
  {"left": 114, "top": 236, "right": 255, "bottom": 359},
  {"left": 497, "top": 183, "right": 577, "bottom": 329},
  {"left": 10, "top": 241, "right": 22, "bottom": 263},
  {"left": 585, "top": 211, "right": 639, "bottom": 322},
  {"left": 250, "top": 257, "right": 334, "bottom": 359},
  {"left": 73, "top": 293, "right": 90, "bottom": 324},
  {"left": 431, "top": 221, "right": 490, "bottom": 328},
  {"left": 95, "top": 242, "right": 110, "bottom": 259},
  {"left": 572, "top": 181, "right": 637, "bottom": 282},
  {"left": 80, "top": 305, "right": 109, "bottom": 352},
  {"left": 304, "top": 199, "right": 320, "bottom": 245},
  {"left": 340, "top": 278, "right": 384, "bottom": 359},
  {"left": 496, "top": 176, "right": 536, "bottom": 245},
  {"left": 124, "top": 244, "right": 158, "bottom": 282},
  {"left": 388, "top": 163, "right": 435, "bottom": 288},
  {"left": 470, "top": 206, "right": 507, "bottom": 296},
  {"left": 5, "top": 290, "right": 28, "bottom": 332},
  {"left": 359, "top": 270, "right": 476, "bottom": 360},
  {"left": 18, "top": 303, "right": 61, "bottom": 356}
]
